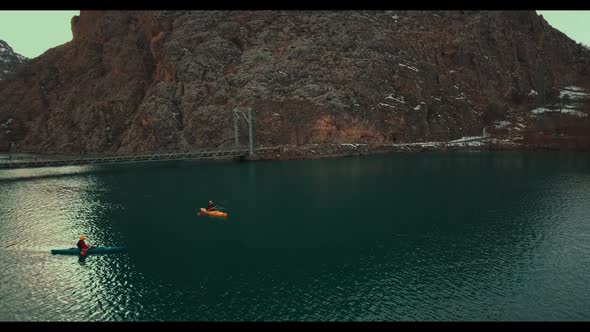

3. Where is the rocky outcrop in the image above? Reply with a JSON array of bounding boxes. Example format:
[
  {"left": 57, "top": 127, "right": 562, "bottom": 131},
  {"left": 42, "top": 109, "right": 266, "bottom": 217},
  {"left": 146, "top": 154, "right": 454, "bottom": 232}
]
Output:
[
  {"left": 0, "top": 11, "right": 589, "bottom": 154},
  {"left": 0, "top": 40, "right": 28, "bottom": 81}
]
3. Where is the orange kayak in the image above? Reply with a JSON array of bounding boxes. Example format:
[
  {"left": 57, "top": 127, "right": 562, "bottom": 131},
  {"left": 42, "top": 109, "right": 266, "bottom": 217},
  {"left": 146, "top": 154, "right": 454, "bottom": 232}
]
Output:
[{"left": 200, "top": 208, "right": 228, "bottom": 218}]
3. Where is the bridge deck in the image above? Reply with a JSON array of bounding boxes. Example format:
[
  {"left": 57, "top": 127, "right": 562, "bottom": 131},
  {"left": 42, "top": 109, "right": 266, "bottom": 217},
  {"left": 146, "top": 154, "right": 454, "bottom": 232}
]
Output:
[{"left": 0, "top": 149, "right": 250, "bottom": 169}]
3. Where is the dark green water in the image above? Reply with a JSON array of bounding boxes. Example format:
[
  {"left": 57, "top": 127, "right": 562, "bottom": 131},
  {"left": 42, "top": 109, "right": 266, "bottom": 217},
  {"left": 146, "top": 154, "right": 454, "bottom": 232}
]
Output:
[{"left": 1, "top": 152, "right": 590, "bottom": 321}]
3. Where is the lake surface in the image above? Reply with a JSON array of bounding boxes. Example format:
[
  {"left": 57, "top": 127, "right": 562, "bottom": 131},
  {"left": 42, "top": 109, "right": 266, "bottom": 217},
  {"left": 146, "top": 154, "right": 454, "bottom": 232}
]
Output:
[{"left": 1, "top": 152, "right": 589, "bottom": 321}]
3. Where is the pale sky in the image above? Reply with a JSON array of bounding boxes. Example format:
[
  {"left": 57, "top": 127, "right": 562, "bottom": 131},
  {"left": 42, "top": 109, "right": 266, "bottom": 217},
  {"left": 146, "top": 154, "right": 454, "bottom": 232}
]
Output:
[
  {"left": 0, "top": 11, "right": 80, "bottom": 58},
  {"left": 537, "top": 11, "right": 590, "bottom": 47},
  {"left": 0, "top": 10, "right": 588, "bottom": 59}
]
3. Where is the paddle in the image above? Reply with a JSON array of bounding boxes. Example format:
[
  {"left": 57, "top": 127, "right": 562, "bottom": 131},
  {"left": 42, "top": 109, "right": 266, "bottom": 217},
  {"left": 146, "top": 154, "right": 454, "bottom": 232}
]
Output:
[{"left": 214, "top": 200, "right": 229, "bottom": 211}]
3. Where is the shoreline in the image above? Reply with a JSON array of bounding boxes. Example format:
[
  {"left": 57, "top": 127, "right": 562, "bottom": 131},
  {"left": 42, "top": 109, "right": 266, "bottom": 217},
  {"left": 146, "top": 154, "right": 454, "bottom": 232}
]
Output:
[
  {"left": 2, "top": 140, "right": 588, "bottom": 165},
  {"left": 249, "top": 141, "right": 588, "bottom": 161}
]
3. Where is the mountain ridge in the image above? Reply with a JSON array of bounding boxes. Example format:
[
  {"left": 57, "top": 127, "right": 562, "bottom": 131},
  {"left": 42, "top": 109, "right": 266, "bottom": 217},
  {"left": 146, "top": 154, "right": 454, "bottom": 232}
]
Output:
[
  {"left": 0, "top": 40, "right": 28, "bottom": 81},
  {"left": 0, "top": 10, "right": 589, "bottom": 154}
]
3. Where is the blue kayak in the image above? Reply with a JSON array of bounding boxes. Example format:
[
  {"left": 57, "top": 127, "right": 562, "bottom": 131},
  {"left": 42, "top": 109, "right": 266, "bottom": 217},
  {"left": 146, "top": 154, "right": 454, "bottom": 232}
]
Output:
[{"left": 51, "top": 246, "right": 127, "bottom": 255}]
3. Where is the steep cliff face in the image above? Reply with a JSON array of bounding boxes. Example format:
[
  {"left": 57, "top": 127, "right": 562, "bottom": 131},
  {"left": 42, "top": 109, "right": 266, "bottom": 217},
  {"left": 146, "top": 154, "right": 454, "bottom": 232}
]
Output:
[
  {"left": 0, "top": 10, "right": 589, "bottom": 153},
  {"left": 0, "top": 40, "right": 28, "bottom": 81}
]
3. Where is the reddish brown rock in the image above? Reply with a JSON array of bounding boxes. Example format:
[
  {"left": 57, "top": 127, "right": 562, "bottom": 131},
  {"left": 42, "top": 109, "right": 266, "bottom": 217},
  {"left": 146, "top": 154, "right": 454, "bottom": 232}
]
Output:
[{"left": 0, "top": 10, "right": 589, "bottom": 154}]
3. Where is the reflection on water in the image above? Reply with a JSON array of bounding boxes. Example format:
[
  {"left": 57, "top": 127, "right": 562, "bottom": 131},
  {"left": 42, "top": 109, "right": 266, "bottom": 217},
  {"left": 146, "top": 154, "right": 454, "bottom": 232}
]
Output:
[
  {"left": 0, "top": 165, "right": 130, "bottom": 321},
  {"left": 0, "top": 152, "right": 590, "bottom": 321}
]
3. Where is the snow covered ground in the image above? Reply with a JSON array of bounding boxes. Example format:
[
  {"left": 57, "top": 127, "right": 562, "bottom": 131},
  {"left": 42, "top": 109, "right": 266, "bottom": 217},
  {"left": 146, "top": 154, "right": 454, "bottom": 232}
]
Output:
[
  {"left": 391, "top": 133, "right": 492, "bottom": 148},
  {"left": 390, "top": 135, "right": 518, "bottom": 148},
  {"left": 494, "top": 121, "right": 511, "bottom": 129},
  {"left": 531, "top": 106, "right": 588, "bottom": 118},
  {"left": 530, "top": 86, "right": 589, "bottom": 118},
  {"left": 340, "top": 143, "right": 368, "bottom": 148}
]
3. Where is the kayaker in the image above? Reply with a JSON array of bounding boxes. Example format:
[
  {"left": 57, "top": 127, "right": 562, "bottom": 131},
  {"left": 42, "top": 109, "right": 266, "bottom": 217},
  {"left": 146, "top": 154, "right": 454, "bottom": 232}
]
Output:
[
  {"left": 207, "top": 200, "right": 215, "bottom": 211},
  {"left": 77, "top": 235, "right": 89, "bottom": 251},
  {"left": 76, "top": 235, "right": 95, "bottom": 255}
]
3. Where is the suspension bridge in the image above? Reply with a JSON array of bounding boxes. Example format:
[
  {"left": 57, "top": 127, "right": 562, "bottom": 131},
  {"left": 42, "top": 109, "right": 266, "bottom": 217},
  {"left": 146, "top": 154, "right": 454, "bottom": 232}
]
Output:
[
  {"left": 0, "top": 148, "right": 254, "bottom": 169},
  {"left": 0, "top": 109, "right": 258, "bottom": 170}
]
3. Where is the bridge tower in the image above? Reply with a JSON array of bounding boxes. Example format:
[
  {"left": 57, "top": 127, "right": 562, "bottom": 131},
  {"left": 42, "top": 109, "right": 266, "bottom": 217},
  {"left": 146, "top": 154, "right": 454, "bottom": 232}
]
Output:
[{"left": 233, "top": 108, "right": 255, "bottom": 157}]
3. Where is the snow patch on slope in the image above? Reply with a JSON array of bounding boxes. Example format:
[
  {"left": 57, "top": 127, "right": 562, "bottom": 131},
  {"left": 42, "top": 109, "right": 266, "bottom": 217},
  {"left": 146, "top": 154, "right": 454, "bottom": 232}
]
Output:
[{"left": 530, "top": 86, "right": 589, "bottom": 118}]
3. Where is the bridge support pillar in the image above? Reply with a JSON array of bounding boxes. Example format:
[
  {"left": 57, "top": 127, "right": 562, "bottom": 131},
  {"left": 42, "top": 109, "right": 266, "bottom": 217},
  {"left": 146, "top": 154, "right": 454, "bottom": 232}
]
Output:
[
  {"left": 234, "top": 110, "right": 239, "bottom": 148},
  {"left": 234, "top": 108, "right": 255, "bottom": 158},
  {"left": 248, "top": 108, "right": 254, "bottom": 157}
]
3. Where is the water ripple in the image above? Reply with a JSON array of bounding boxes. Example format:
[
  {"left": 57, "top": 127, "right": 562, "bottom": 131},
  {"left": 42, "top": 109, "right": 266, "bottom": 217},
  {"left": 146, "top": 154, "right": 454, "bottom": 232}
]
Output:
[{"left": 1, "top": 153, "right": 590, "bottom": 321}]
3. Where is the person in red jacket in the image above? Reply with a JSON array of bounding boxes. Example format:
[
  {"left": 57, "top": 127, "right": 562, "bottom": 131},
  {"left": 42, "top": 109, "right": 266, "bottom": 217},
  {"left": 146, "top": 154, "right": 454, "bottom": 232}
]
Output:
[
  {"left": 76, "top": 235, "right": 94, "bottom": 255},
  {"left": 199, "top": 201, "right": 216, "bottom": 217}
]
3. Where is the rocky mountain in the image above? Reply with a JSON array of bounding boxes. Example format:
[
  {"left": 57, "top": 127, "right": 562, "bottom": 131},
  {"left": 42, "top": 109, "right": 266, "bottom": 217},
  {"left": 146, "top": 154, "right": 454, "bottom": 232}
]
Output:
[
  {"left": 0, "top": 40, "right": 28, "bottom": 81},
  {"left": 0, "top": 10, "right": 589, "bottom": 154}
]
